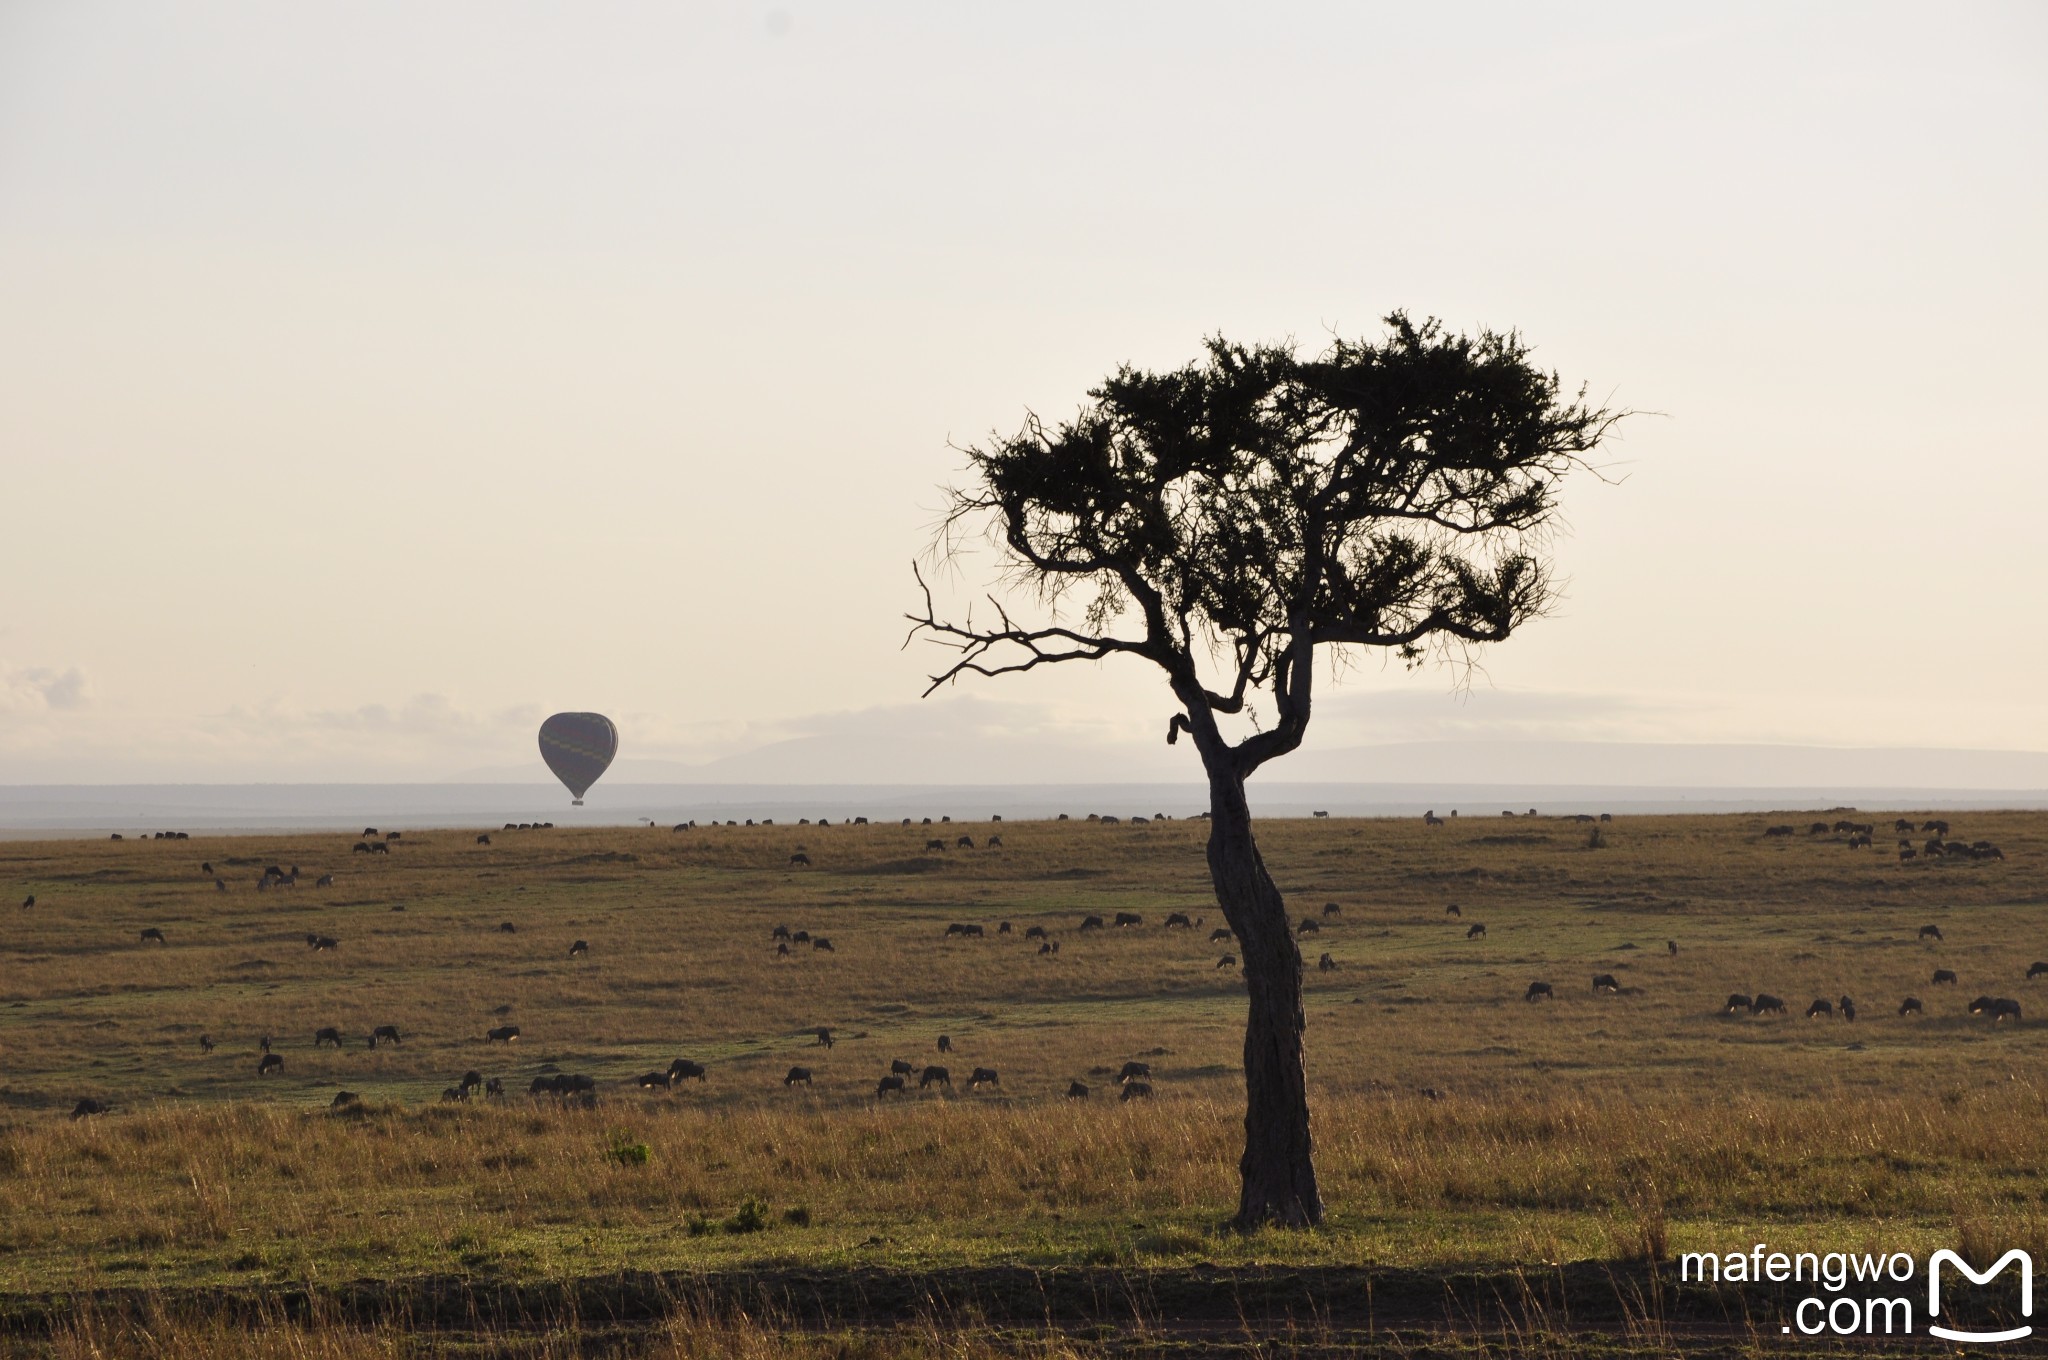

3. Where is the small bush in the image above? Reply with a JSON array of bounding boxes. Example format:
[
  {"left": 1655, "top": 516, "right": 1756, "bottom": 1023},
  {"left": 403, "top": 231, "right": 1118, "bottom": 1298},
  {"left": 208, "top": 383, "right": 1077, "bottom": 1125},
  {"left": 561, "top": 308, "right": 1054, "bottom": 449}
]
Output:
[
  {"left": 606, "top": 1130, "right": 652, "bottom": 1167},
  {"left": 725, "top": 1198, "right": 769, "bottom": 1234},
  {"left": 782, "top": 1205, "right": 811, "bottom": 1227}
]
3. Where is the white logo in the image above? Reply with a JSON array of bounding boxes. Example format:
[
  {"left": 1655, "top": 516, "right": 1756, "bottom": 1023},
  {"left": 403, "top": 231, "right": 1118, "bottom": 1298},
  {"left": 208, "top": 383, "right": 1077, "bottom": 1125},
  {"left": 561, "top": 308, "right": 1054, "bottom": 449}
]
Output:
[{"left": 1928, "top": 1249, "right": 2033, "bottom": 1344}]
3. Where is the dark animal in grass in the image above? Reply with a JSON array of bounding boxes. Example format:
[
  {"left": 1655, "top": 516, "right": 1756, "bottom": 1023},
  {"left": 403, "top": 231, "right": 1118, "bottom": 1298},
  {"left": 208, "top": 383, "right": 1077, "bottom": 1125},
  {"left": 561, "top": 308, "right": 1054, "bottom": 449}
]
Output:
[
  {"left": 775, "top": 941, "right": 790, "bottom": 957},
  {"left": 1839, "top": 996, "right": 1856, "bottom": 1022},
  {"left": 499, "top": 922, "right": 517, "bottom": 934},
  {"left": 369, "top": 841, "right": 388, "bottom": 854},
  {"left": 486, "top": 1025, "right": 520, "bottom": 1042},
  {"left": 1209, "top": 927, "right": 1232, "bottom": 942},
  {"left": 812, "top": 937, "right": 834, "bottom": 951},
  {"left": 772, "top": 924, "right": 791, "bottom": 940},
  {"left": 484, "top": 1077, "right": 503, "bottom": 1097},
  {"left": 371, "top": 1025, "right": 401, "bottom": 1047},
  {"left": 792, "top": 930, "right": 811, "bottom": 943},
  {"left": 2028, "top": 962, "right": 2048, "bottom": 981},
  {"left": 937, "top": 1034, "right": 953, "bottom": 1053},
  {"left": 476, "top": 834, "right": 491, "bottom": 845},
  {"left": 460, "top": 1071, "right": 482, "bottom": 1094},
  {"left": 969, "top": 1067, "right": 1000, "bottom": 1089},
  {"left": 1038, "top": 941, "right": 1059, "bottom": 955},
  {"left": 1993, "top": 998, "right": 2023, "bottom": 1022},
  {"left": 20, "top": 895, "right": 33, "bottom": 910},
  {"left": 314, "top": 1027, "right": 343, "bottom": 1048},
  {"left": 1898, "top": 996, "right": 1923, "bottom": 1016},
  {"left": 919, "top": 1065, "right": 951, "bottom": 1089},
  {"left": 1667, "top": 940, "right": 1678, "bottom": 957},
  {"left": 1297, "top": 918, "right": 1320, "bottom": 936},
  {"left": 956, "top": 836, "right": 974, "bottom": 849},
  {"left": 1080, "top": 915, "right": 1105, "bottom": 931},
  {"left": 198, "top": 1034, "right": 214, "bottom": 1053},
  {"left": 441, "top": 1087, "right": 466, "bottom": 1103},
  {"left": 945, "top": 922, "right": 984, "bottom": 938},
  {"left": 1445, "top": 903, "right": 1461, "bottom": 917},
  {"left": 988, "top": 835, "right": 1002, "bottom": 847},
  {"left": 1120, "top": 1082, "right": 1152, "bottom": 1101},
  {"left": 925, "top": 839, "right": 947, "bottom": 852},
  {"left": 1116, "top": 1061, "right": 1151, "bottom": 1083},
  {"left": 814, "top": 1027, "right": 834, "bottom": 1048},
  {"left": 635, "top": 1071, "right": 673, "bottom": 1090},
  {"left": 789, "top": 853, "right": 810, "bottom": 867},
  {"left": 1918, "top": 925, "right": 1944, "bottom": 942},
  {"left": 1114, "top": 912, "right": 1143, "bottom": 928},
  {"left": 1524, "top": 981, "right": 1553, "bottom": 1002},
  {"left": 1592, "top": 974, "right": 1620, "bottom": 994},
  {"left": 215, "top": 878, "right": 227, "bottom": 891},
  {"left": 315, "top": 874, "right": 334, "bottom": 887},
  {"left": 1067, "top": 1080, "right": 1090, "bottom": 1099},
  {"left": 668, "top": 1059, "right": 707, "bottom": 1083},
  {"left": 568, "top": 940, "right": 589, "bottom": 958},
  {"left": 1805, "top": 998, "right": 1833, "bottom": 1019},
  {"left": 1164, "top": 912, "right": 1193, "bottom": 929},
  {"left": 1923, "top": 819, "right": 1950, "bottom": 837},
  {"left": 1316, "top": 953, "right": 1334, "bottom": 972},
  {"left": 258, "top": 1054, "right": 284, "bottom": 1076},
  {"left": 1026, "top": 925, "right": 1049, "bottom": 940},
  {"left": 783, "top": 1067, "right": 812, "bottom": 1087},
  {"left": 71, "top": 1098, "right": 110, "bottom": 1119},
  {"left": 1933, "top": 969, "right": 1958, "bottom": 986},
  {"left": 1467, "top": 923, "right": 1486, "bottom": 939},
  {"left": 998, "top": 921, "right": 1011, "bottom": 934},
  {"left": 1323, "top": 903, "right": 1341, "bottom": 918},
  {"left": 1723, "top": 994, "right": 1753, "bottom": 1015},
  {"left": 1750, "top": 994, "right": 1788, "bottom": 1016},
  {"left": 1219, "top": 954, "right": 1239, "bottom": 969},
  {"left": 331, "top": 1091, "right": 361, "bottom": 1110},
  {"left": 890, "top": 1059, "right": 914, "bottom": 1077},
  {"left": 1969, "top": 995, "right": 1996, "bottom": 1016},
  {"left": 875, "top": 1075, "right": 906, "bottom": 1096},
  {"left": 139, "top": 927, "right": 165, "bottom": 944}
]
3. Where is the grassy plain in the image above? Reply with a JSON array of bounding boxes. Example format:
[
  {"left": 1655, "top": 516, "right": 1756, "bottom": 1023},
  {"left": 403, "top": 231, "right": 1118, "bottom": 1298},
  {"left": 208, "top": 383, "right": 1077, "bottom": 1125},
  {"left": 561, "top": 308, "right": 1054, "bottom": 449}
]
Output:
[{"left": 2, "top": 807, "right": 2045, "bottom": 1354}]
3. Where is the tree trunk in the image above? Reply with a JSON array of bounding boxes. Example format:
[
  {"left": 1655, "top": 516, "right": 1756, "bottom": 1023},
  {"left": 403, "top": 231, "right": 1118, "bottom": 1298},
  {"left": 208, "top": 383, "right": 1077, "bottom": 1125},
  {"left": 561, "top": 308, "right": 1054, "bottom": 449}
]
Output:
[{"left": 1206, "top": 769, "right": 1322, "bottom": 1228}]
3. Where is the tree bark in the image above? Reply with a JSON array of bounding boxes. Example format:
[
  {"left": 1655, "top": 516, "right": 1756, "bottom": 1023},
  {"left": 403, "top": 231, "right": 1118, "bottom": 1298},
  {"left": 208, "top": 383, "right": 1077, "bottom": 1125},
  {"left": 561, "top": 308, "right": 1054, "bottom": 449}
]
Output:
[{"left": 1206, "top": 768, "right": 1322, "bottom": 1229}]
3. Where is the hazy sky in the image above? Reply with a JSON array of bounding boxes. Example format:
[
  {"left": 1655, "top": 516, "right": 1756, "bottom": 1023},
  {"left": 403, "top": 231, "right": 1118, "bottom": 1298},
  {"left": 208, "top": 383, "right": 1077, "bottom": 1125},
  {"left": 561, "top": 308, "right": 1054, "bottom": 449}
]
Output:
[{"left": 2, "top": 2, "right": 2043, "bottom": 783}]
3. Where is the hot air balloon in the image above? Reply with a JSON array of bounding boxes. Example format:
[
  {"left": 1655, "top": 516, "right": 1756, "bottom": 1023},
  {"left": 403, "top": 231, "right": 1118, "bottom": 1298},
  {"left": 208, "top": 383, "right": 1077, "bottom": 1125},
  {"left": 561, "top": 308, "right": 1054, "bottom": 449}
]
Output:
[{"left": 538, "top": 713, "right": 618, "bottom": 805}]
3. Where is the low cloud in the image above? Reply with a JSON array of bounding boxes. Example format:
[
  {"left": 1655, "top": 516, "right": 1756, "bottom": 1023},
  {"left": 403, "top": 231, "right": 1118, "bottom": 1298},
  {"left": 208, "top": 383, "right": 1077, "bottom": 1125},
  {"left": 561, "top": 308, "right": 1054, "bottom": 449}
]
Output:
[{"left": 0, "top": 664, "right": 88, "bottom": 715}]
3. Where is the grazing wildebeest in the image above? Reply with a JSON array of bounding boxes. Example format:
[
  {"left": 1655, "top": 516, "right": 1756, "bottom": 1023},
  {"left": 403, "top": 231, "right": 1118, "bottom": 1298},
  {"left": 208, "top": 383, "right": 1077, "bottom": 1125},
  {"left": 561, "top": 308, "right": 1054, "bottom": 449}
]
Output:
[
  {"left": 875, "top": 1075, "right": 906, "bottom": 1096},
  {"left": 1466, "top": 923, "right": 1486, "bottom": 940},
  {"left": 315, "top": 1026, "right": 343, "bottom": 1048},
  {"left": 988, "top": 835, "right": 1002, "bottom": 847},
  {"left": 352, "top": 843, "right": 370, "bottom": 854},
  {"left": 1039, "top": 941, "right": 1059, "bottom": 955},
  {"left": 789, "top": 853, "right": 810, "bottom": 867},
  {"left": 486, "top": 1025, "right": 521, "bottom": 1042},
  {"left": 2028, "top": 962, "right": 2048, "bottom": 981},
  {"left": 783, "top": 1066, "right": 813, "bottom": 1087},
  {"left": 1080, "top": 915, "right": 1105, "bottom": 931},
  {"left": 937, "top": 1035, "right": 953, "bottom": 1053},
  {"left": 1898, "top": 996, "right": 1923, "bottom": 1017},
  {"left": 1750, "top": 994, "right": 1787, "bottom": 1016},
  {"left": 1524, "top": 982, "right": 1553, "bottom": 1002},
  {"left": 369, "top": 841, "right": 389, "bottom": 855},
  {"left": 71, "top": 1098, "right": 110, "bottom": 1119},
  {"left": 812, "top": 937, "right": 834, "bottom": 951},
  {"left": 484, "top": 1077, "right": 503, "bottom": 1097},
  {"left": 1993, "top": 998, "right": 2022, "bottom": 1022},
  {"left": 1805, "top": 998, "right": 1833, "bottom": 1019},
  {"left": 215, "top": 878, "right": 227, "bottom": 891},
  {"left": 1932, "top": 969, "right": 1958, "bottom": 986},
  {"left": 200, "top": 862, "right": 212, "bottom": 873},
  {"left": 1219, "top": 954, "right": 1239, "bottom": 969},
  {"left": 1026, "top": 926, "right": 1049, "bottom": 940},
  {"left": 1424, "top": 812, "right": 1444, "bottom": 826},
  {"left": 969, "top": 1067, "right": 999, "bottom": 1089},
  {"left": 1297, "top": 918, "right": 1320, "bottom": 936},
  {"left": 925, "top": 839, "right": 948, "bottom": 852},
  {"left": 477, "top": 834, "right": 491, "bottom": 845},
  {"left": 1592, "top": 974, "right": 1620, "bottom": 994},
  {"left": 1206, "top": 928, "right": 1233, "bottom": 945},
  {"left": 1667, "top": 940, "right": 1678, "bottom": 957},
  {"left": 945, "top": 923, "right": 984, "bottom": 938},
  {"left": 1067, "top": 1080, "right": 1090, "bottom": 1098},
  {"left": 1323, "top": 902, "right": 1341, "bottom": 918},
  {"left": 1164, "top": 912, "right": 1193, "bottom": 929},
  {"left": 1918, "top": 925, "right": 1943, "bottom": 941},
  {"left": 919, "top": 1065, "right": 951, "bottom": 1089},
  {"left": 371, "top": 1024, "right": 401, "bottom": 1047},
  {"left": 1317, "top": 953, "right": 1334, "bottom": 972},
  {"left": 1922, "top": 819, "right": 1950, "bottom": 837},
  {"left": 331, "top": 1091, "right": 361, "bottom": 1109},
  {"left": 1445, "top": 904, "right": 1461, "bottom": 917},
  {"left": 890, "top": 1059, "right": 914, "bottom": 1077},
  {"left": 1313, "top": 810, "right": 1328, "bottom": 818},
  {"left": 668, "top": 1059, "right": 707, "bottom": 1083},
  {"left": 956, "top": 836, "right": 975, "bottom": 849},
  {"left": 636, "top": 1071, "right": 672, "bottom": 1090},
  {"left": 258, "top": 1054, "right": 284, "bottom": 1076},
  {"left": 199, "top": 1034, "right": 214, "bottom": 1053},
  {"left": 814, "top": 1027, "right": 834, "bottom": 1048},
  {"left": 1839, "top": 996, "right": 1856, "bottom": 1022},
  {"left": 792, "top": 930, "right": 811, "bottom": 943},
  {"left": 1968, "top": 995, "right": 1995, "bottom": 1016},
  {"left": 998, "top": 921, "right": 1011, "bottom": 934},
  {"left": 1723, "top": 994, "right": 1753, "bottom": 1015},
  {"left": 442, "top": 1087, "right": 466, "bottom": 1103},
  {"left": 1900, "top": 848, "right": 1918, "bottom": 862},
  {"left": 1113, "top": 912, "right": 1143, "bottom": 928},
  {"left": 309, "top": 935, "right": 338, "bottom": 952},
  {"left": 1116, "top": 1061, "right": 1151, "bottom": 1083},
  {"left": 1895, "top": 818, "right": 1916, "bottom": 833},
  {"left": 1120, "top": 1081, "right": 1152, "bottom": 1101},
  {"left": 1763, "top": 825, "right": 1795, "bottom": 838},
  {"left": 385, "top": 832, "right": 401, "bottom": 841},
  {"left": 772, "top": 924, "right": 791, "bottom": 940},
  {"left": 568, "top": 939, "right": 589, "bottom": 958},
  {"left": 1808, "top": 823, "right": 1829, "bottom": 835},
  {"left": 775, "top": 941, "right": 791, "bottom": 957},
  {"left": 140, "top": 927, "right": 165, "bottom": 944},
  {"left": 459, "top": 1070, "right": 482, "bottom": 1094},
  {"left": 315, "top": 874, "right": 334, "bottom": 887},
  {"left": 499, "top": 922, "right": 517, "bottom": 934}
]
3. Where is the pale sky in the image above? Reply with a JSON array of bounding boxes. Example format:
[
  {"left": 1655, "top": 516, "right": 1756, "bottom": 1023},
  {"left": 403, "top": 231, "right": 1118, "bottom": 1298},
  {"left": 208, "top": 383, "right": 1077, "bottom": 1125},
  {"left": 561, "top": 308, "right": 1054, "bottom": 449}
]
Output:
[{"left": 2, "top": 2, "right": 2043, "bottom": 784}]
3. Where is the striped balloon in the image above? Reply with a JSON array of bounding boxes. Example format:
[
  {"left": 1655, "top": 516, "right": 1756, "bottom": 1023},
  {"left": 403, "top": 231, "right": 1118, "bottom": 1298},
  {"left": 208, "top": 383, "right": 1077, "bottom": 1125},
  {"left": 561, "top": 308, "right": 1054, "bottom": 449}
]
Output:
[{"left": 538, "top": 713, "right": 618, "bottom": 804}]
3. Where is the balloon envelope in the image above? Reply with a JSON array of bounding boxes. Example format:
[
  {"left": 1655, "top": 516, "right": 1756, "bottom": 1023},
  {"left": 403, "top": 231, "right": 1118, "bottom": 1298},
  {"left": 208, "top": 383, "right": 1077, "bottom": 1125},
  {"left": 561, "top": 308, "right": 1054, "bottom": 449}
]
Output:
[{"left": 538, "top": 712, "right": 618, "bottom": 803}]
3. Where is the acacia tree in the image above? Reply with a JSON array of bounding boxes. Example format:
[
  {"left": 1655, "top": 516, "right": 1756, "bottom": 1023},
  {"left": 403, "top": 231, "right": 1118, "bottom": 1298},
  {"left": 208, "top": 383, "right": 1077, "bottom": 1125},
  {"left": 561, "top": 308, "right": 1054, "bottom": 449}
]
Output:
[{"left": 908, "top": 314, "right": 1621, "bottom": 1228}]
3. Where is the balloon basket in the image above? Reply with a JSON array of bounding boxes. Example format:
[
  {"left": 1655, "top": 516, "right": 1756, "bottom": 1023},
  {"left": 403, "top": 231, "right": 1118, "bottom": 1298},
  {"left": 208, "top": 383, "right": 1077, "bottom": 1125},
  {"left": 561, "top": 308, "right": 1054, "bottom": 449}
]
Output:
[{"left": 572, "top": 799, "right": 584, "bottom": 806}]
